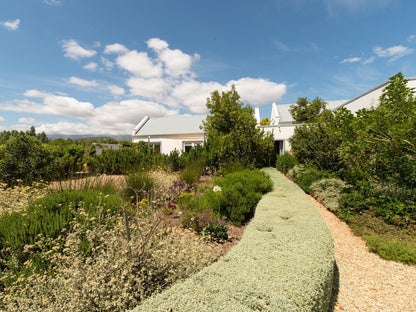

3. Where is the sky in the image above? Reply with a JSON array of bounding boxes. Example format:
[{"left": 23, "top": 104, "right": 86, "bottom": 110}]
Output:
[{"left": 0, "top": 0, "right": 415, "bottom": 136}]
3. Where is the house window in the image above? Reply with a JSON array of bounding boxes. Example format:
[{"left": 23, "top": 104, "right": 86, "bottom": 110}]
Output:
[{"left": 183, "top": 142, "right": 203, "bottom": 153}]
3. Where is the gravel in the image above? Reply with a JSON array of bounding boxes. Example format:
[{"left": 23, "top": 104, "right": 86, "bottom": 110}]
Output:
[{"left": 308, "top": 194, "right": 416, "bottom": 312}]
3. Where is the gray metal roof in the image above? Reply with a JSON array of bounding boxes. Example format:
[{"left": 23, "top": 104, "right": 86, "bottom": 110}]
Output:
[{"left": 133, "top": 115, "right": 206, "bottom": 137}]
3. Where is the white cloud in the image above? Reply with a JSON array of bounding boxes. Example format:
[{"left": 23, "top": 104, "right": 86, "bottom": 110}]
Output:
[
  {"left": 147, "top": 37, "right": 199, "bottom": 78},
  {"left": 104, "top": 43, "right": 129, "bottom": 55},
  {"left": 127, "top": 77, "right": 171, "bottom": 101},
  {"left": 84, "top": 62, "right": 98, "bottom": 71},
  {"left": 340, "top": 57, "right": 361, "bottom": 64},
  {"left": 0, "top": 116, "right": 4, "bottom": 122},
  {"left": 101, "top": 57, "right": 114, "bottom": 70},
  {"left": 227, "top": 78, "right": 287, "bottom": 106},
  {"left": 116, "top": 50, "right": 162, "bottom": 77},
  {"left": 0, "top": 90, "right": 95, "bottom": 118},
  {"left": 107, "top": 85, "right": 125, "bottom": 96},
  {"left": 1, "top": 19, "right": 20, "bottom": 31},
  {"left": 147, "top": 38, "right": 169, "bottom": 52},
  {"left": 68, "top": 76, "right": 98, "bottom": 87},
  {"left": 408, "top": 34, "right": 415, "bottom": 42},
  {"left": 363, "top": 56, "right": 375, "bottom": 64},
  {"left": 273, "top": 40, "right": 290, "bottom": 52},
  {"left": 171, "top": 80, "right": 225, "bottom": 113},
  {"left": 61, "top": 39, "right": 96, "bottom": 61},
  {"left": 43, "top": 0, "right": 62, "bottom": 5},
  {"left": 18, "top": 117, "right": 36, "bottom": 124},
  {"left": 373, "top": 45, "right": 414, "bottom": 61}
]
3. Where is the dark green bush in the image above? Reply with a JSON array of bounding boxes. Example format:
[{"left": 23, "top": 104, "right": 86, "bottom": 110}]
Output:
[
  {"left": 214, "top": 169, "right": 273, "bottom": 226},
  {"left": 276, "top": 153, "right": 298, "bottom": 174},
  {"left": 201, "top": 223, "right": 228, "bottom": 243},
  {"left": 179, "top": 160, "right": 204, "bottom": 185},
  {"left": 364, "top": 235, "right": 416, "bottom": 265}
]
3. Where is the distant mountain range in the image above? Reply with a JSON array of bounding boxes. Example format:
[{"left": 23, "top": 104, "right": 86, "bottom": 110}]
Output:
[{"left": 47, "top": 134, "right": 132, "bottom": 141}]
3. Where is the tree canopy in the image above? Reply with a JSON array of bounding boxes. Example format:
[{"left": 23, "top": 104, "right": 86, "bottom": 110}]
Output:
[
  {"left": 289, "top": 97, "right": 328, "bottom": 123},
  {"left": 202, "top": 85, "right": 273, "bottom": 168}
]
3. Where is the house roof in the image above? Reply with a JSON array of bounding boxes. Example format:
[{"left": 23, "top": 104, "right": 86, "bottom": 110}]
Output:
[
  {"left": 274, "top": 100, "right": 349, "bottom": 123},
  {"left": 133, "top": 115, "right": 206, "bottom": 137}
]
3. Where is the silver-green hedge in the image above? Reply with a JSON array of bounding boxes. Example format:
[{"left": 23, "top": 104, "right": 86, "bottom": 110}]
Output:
[{"left": 130, "top": 168, "right": 334, "bottom": 312}]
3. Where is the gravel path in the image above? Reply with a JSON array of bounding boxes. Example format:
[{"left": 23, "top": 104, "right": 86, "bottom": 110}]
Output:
[{"left": 307, "top": 195, "right": 416, "bottom": 312}]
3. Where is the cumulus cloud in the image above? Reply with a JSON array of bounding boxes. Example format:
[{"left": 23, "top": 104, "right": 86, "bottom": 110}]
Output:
[
  {"left": 18, "top": 117, "right": 36, "bottom": 124},
  {"left": 227, "top": 78, "right": 287, "bottom": 106},
  {"left": 147, "top": 37, "right": 199, "bottom": 78},
  {"left": 107, "top": 85, "right": 125, "bottom": 95},
  {"left": 340, "top": 57, "right": 361, "bottom": 64},
  {"left": 0, "top": 90, "right": 95, "bottom": 118},
  {"left": 68, "top": 76, "right": 98, "bottom": 87},
  {"left": 373, "top": 45, "right": 414, "bottom": 61},
  {"left": 61, "top": 39, "right": 96, "bottom": 61},
  {"left": 127, "top": 77, "right": 171, "bottom": 101},
  {"left": 104, "top": 43, "right": 129, "bottom": 55},
  {"left": 84, "top": 62, "right": 98, "bottom": 71},
  {"left": 171, "top": 80, "right": 225, "bottom": 113},
  {"left": 116, "top": 50, "right": 162, "bottom": 77},
  {"left": 1, "top": 19, "right": 20, "bottom": 31}
]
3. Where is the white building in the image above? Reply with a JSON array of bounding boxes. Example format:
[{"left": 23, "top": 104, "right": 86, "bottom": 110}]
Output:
[{"left": 132, "top": 77, "right": 416, "bottom": 155}]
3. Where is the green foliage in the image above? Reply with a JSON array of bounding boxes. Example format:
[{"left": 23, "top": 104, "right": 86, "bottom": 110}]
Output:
[
  {"left": 124, "top": 170, "right": 155, "bottom": 203},
  {"left": 202, "top": 85, "right": 274, "bottom": 168},
  {"left": 214, "top": 169, "right": 273, "bottom": 225},
  {"left": 276, "top": 152, "right": 298, "bottom": 174},
  {"left": 289, "top": 97, "right": 328, "bottom": 123},
  {"left": 0, "top": 133, "right": 53, "bottom": 186},
  {"left": 201, "top": 223, "right": 228, "bottom": 243},
  {"left": 287, "top": 165, "right": 335, "bottom": 194},
  {"left": 365, "top": 235, "right": 416, "bottom": 265},
  {"left": 0, "top": 190, "right": 121, "bottom": 281},
  {"left": 309, "top": 178, "right": 351, "bottom": 213},
  {"left": 179, "top": 160, "right": 204, "bottom": 185},
  {"left": 260, "top": 117, "right": 270, "bottom": 125}
]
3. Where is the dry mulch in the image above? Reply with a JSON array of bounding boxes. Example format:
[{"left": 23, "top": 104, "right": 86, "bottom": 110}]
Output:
[{"left": 307, "top": 194, "right": 416, "bottom": 312}]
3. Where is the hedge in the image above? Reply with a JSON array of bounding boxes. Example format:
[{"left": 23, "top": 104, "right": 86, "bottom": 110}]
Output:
[{"left": 131, "top": 168, "right": 335, "bottom": 312}]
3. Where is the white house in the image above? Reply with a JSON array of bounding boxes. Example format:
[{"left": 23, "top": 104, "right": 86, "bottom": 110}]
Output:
[{"left": 132, "top": 77, "right": 416, "bottom": 155}]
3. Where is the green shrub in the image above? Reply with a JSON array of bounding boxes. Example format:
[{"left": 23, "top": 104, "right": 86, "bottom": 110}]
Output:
[
  {"left": 0, "top": 190, "right": 121, "bottom": 279},
  {"left": 201, "top": 223, "right": 228, "bottom": 243},
  {"left": 179, "top": 160, "right": 203, "bottom": 185},
  {"left": 214, "top": 169, "right": 273, "bottom": 226},
  {"left": 124, "top": 171, "right": 155, "bottom": 203},
  {"left": 276, "top": 153, "right": 298, "bottom": 174},
  {"left": 364, "top": 235, "right": 416, "bottom": 265},
  {"left": 310, "top": 178, "right": 351, "bottom": 213},
  {"left": 287, "top": 165, "right": 334, "bottom": 194}
]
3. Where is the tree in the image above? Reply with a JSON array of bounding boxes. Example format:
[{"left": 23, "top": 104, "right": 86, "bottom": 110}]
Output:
[
  {"left": 202, "top": 86, "right": 273, "bottom": 168},
  {"left": 289, "top": 97, "right": 327, "bottom": 123},
  {"left": 260, "top": 117, "right": 270, "bottom": 125}
]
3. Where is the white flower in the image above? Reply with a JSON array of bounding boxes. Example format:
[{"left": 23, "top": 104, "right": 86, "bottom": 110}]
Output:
[{"left": 213, "top": 185, "right": 222, "bottom": 192}]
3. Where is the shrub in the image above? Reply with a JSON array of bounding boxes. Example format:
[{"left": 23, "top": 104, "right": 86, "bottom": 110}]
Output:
[
  {"left": 201, "top": 223, "right": 228, "bottom": 243},
  {"left": 310, "top": 178, "right": 351, "bottom": 213},
  {"left": 287, "top": 165, "right": 335, "bottom": 194},
  {"left": 276, "top": 153, "right": 298, "bottom": 174},
  {"left": 364, "top": 235, "right": 416, "bottom": 265},
  {"left": 214, "top": 169, "right": 273, "bottom": 226},
  {"left": 0, "top": 190, "right": 121, "bottom": 280},
  {"left": 179, "top": 160, "right": 203, "bottom": 185},
  {"left": 124, "top": 171, "right": 155, "bottom": 203}
]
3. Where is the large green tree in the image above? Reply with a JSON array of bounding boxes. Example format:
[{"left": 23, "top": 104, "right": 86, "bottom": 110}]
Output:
[
  {"left": 289, "top": 97, "right": 328, "bottom": 123},
  {"left": 202, "top": 86, "right": 273, "bottom": 168}
]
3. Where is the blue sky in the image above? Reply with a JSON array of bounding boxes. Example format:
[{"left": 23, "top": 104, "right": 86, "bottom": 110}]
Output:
[{"left": 0, "top": 0, "right": 415, "bottom": 136}]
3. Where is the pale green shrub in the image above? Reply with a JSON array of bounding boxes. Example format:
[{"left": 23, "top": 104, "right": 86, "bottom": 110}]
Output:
[
  {"left": 0, "top": 208, "right": 223, "bottom": 311},
  {"left": 310, "top": 178, "right": 351, "bottom": 213}
]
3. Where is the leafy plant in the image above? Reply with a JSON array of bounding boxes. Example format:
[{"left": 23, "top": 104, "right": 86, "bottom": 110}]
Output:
[
  {"left": 201, "top": 223, "right": 228, "bottom": 243},
  {"left": 276, "top": 152, "right": 298, "bottom": 174}
]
